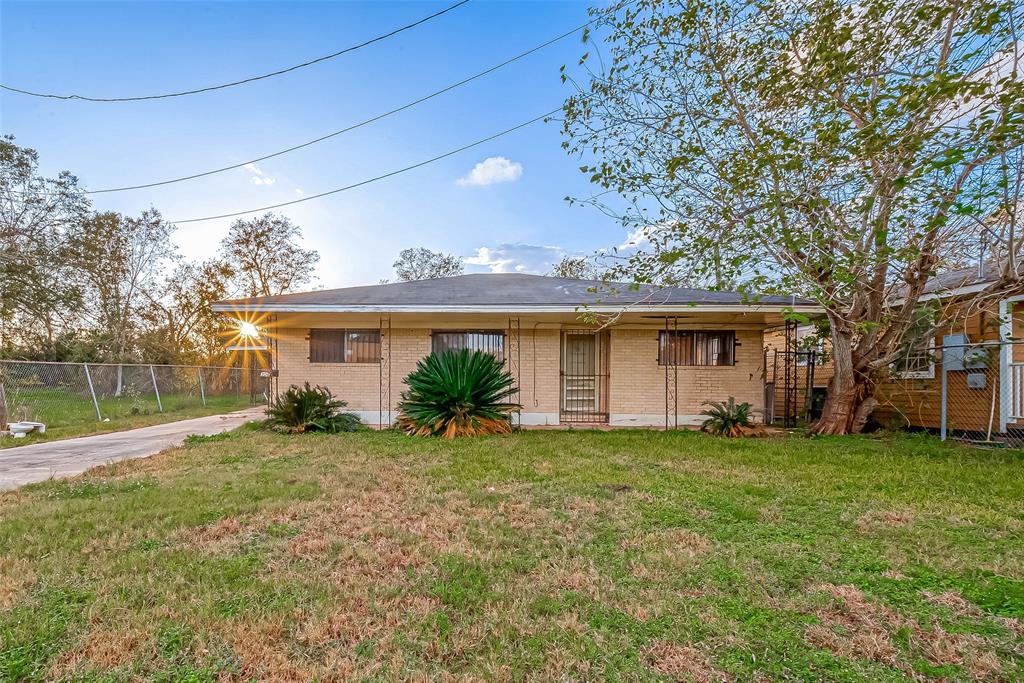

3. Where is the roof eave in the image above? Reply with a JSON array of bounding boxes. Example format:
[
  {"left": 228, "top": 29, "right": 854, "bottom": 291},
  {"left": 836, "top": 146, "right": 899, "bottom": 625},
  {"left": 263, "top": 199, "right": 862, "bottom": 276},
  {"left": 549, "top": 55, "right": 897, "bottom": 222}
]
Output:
[{"left": 211, "top": 303, "right": 824, "bottom": 314}]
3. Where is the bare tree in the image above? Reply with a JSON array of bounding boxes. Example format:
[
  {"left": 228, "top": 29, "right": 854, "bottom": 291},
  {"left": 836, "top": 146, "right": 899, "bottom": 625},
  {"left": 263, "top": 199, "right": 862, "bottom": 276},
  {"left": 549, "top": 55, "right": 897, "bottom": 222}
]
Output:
[
  {"left": 220, "top": 213, "right": 319, "bottom": 297},
  {"left": 71, "top": 210, "right": 177, "bottom": 361},
  {"left": 563, "top": 0, "right": 1024, "bottom": 433}
]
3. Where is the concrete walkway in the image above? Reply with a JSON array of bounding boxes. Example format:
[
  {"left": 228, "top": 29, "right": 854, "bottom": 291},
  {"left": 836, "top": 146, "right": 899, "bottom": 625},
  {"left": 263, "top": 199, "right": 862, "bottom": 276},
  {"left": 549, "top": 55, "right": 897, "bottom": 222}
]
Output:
[{"left": 0, "top": 408, "right": 265, "bottom": 491}]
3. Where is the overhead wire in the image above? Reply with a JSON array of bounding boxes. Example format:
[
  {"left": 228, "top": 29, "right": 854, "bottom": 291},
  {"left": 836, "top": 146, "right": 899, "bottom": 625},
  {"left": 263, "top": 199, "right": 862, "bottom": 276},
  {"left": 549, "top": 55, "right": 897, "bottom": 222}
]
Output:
[
  {"left": 0, "top": 0, "right": 470, "bottom": 102},
  {"left": 169, "top": 108, "right": 561, "bottom": 224},
  {"left": 87, "top": 17, "right": 606, "bottom": 193}
]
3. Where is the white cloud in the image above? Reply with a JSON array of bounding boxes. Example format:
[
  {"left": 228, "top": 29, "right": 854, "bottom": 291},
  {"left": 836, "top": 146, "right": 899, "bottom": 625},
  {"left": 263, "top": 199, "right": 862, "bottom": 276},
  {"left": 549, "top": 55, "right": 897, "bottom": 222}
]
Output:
[
  {"left": 456, "top": 156, "right": 523, "bottom": 187},
  {"left": 243, "top": 162, "right": 275, "bottom": 186},
  {"left": 618, "top": 226, "right": 650, "bottom": 252},
  {"left": 464, "top": 243, "right": 566, "bottom": 274},
  {"left": 295, "top": 188, "right": 305, "bottom": 196}
]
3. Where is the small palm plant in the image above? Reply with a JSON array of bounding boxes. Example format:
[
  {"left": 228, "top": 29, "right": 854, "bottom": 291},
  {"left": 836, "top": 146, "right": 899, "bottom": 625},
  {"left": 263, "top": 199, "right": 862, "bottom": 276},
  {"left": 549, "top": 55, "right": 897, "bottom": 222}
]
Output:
[
  {"left": 397, "top": 349, "right": 521, "bottom": 438},
  {"left": 700, "top": 397, "right": 758, "bottom": 437},
  {"left": 265, "top": 382, "right": 362, "bottom": 434}
]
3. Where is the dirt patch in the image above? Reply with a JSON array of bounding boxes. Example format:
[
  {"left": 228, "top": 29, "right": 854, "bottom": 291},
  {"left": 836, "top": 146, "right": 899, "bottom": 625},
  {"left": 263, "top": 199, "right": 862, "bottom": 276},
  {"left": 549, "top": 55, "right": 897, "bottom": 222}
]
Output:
[{"left": 641, "top": 640, "right": 727, "bottom": 682}]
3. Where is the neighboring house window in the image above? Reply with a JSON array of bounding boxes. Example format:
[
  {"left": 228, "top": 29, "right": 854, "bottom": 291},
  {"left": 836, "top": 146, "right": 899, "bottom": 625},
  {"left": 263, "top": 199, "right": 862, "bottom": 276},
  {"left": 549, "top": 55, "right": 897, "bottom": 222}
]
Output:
[
  {"left": 891, "top": 337, "right": 935, "bottom": 379},
  {"left": 309, "top": 329, "right": 380, "bottom": 363},
  {"left": 659, "top": 331, "right": 736, "bottom": 366},
  {"left": 795, "top": 325, "right": 825, "bottom": 366},
  {"left": 432, "top": 330, "right": 505, "bottom": 361}
]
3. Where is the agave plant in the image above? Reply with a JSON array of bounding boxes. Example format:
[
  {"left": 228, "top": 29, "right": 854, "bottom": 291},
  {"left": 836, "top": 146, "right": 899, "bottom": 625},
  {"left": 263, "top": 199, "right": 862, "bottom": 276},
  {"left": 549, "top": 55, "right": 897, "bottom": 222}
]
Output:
[
  {"left": 265, "top": 382, "right": 362, "bottom": 434},
  {"left": 700, "top": 397, "right": 758, "bottom": 437},
  {"left": 397, "top": 349, "right": 521, "bottom": 438}
]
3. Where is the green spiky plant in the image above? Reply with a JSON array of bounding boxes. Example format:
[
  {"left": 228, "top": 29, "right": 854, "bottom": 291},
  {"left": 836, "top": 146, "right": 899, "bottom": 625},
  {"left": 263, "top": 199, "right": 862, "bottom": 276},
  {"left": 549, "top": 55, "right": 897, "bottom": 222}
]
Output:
[
  {"left": 700, "top": 397, "right": 760, "bottom": 437},
  {"left": 265, "top": 383, "right": 362, "bottom": 434},
  {"left": 397, "top": 349, "right": 521, "bottom": 438}
]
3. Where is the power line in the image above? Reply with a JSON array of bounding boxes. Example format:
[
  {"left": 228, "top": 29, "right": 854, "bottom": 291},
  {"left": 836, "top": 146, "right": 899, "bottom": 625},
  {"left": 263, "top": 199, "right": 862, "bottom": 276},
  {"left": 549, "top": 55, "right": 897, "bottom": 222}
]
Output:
[
  {"left": 87, "top": 20, "right": 597, "bottom": 194},
  {"left": 169, "top": 108, "right": 559, "bottom": 224},
  {"left": 0, "top": 0, "right": 470, "bottom": 102}
]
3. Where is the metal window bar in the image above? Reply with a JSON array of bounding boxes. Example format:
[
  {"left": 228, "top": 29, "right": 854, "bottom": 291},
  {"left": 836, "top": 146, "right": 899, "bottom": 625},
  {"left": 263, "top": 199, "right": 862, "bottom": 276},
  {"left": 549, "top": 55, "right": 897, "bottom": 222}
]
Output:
[
  {"left": 431, "top": 330, "right": 505, "bottom": 361},
  {"left": 658, "top": 330, "right": 736, "bottom": 366}
]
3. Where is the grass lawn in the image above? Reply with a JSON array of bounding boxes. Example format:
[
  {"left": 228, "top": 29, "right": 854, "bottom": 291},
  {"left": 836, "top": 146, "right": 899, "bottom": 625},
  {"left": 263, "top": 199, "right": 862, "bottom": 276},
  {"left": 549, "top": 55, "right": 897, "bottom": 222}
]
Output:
[
  {"left": 0, "top": 394, "right": 259, "bottom": 449},
  {"left": 0, "top": 428, "right": 1022, "bottom": 681}
]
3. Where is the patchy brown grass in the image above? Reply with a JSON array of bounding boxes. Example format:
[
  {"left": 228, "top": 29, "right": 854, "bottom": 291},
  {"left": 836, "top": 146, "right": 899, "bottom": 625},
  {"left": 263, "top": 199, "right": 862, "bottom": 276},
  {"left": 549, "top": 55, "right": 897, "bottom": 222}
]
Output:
[
  {"left": 642, "top": 640, "right": 728, "bottom": 682},
  {"left": 0, "top": 556, "right": 34, "bottom": 609}
]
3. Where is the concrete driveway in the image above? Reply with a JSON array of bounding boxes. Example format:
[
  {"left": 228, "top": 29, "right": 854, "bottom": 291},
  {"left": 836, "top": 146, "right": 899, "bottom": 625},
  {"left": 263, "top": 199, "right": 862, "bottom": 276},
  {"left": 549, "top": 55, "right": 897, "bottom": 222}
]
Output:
[{"left": 0, "top": 408, "right": 265, "bottom": 491}]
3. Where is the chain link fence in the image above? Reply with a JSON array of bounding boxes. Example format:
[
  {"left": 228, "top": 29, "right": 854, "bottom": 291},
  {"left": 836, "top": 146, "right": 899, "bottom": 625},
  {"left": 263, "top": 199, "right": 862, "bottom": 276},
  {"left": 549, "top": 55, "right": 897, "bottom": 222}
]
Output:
[
  {"left": 0, "top": 360, "right": 268, "bottom": 432},
  {"left": 876, "top": 338, "right": 1024, "bottom": 448}
]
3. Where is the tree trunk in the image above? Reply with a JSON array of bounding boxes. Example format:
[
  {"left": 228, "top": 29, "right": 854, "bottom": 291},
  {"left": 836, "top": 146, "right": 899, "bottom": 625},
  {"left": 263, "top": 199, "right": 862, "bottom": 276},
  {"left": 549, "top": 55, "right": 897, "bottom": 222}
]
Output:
[{"left": 811, "top": 324, "right": 877, "bottom": 435}]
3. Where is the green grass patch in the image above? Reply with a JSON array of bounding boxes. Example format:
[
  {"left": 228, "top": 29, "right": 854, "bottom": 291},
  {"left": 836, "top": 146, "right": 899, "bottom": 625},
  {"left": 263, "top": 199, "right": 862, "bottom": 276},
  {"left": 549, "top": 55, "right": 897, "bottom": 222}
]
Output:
[{"left": 0, "top": 428, "right": 1021, "bottom": 680}]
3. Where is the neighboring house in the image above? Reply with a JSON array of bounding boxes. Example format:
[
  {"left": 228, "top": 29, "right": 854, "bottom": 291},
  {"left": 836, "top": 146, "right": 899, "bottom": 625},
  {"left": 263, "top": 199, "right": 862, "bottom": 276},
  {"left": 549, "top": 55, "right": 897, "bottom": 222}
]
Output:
[
  {"left": 212, "top": 274, "right": 820, "bottom": 428},
  {"left": 764, "top": 263, "right": 1024, "bottom": 434}
]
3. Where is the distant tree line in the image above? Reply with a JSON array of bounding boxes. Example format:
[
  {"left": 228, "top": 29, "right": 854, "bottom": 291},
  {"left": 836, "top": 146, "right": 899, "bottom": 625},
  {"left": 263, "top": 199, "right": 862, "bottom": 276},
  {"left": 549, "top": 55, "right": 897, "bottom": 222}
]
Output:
[{"left": 0, "top": 135, "right": 319, "bottom": 364}]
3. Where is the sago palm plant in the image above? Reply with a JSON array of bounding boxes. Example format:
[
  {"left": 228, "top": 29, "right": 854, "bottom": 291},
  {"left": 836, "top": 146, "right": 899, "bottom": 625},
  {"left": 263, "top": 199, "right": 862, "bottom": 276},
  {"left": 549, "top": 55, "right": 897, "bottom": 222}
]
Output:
[
  {"left": 265, "top": 383, "right": 362, "bottom": 434},
  {"left": 397, "top": 349, "right": 521, "bottom": 438},
  {"left": 700, "top": 397, "right": 758, "bottom": 437}
]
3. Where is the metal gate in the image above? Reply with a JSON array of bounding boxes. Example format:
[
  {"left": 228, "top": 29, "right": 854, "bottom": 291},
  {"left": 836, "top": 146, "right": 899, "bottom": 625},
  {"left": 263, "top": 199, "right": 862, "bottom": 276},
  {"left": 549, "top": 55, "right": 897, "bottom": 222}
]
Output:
[{"left": 560, "top": 329, "right": 609, "bottom": 423}]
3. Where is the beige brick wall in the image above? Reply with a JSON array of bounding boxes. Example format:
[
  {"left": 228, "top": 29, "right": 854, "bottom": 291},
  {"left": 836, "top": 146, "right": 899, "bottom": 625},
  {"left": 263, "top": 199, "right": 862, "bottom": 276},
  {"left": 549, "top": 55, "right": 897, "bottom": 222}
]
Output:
[
  {"left": 274, "top": 324, "right": 764, "bottom": 426},
  {"left": 274, "top": 326, "right": 563, "bottom": 423},
  {"left": 608, "top": 328, "right": 765, "bottom": 423}
]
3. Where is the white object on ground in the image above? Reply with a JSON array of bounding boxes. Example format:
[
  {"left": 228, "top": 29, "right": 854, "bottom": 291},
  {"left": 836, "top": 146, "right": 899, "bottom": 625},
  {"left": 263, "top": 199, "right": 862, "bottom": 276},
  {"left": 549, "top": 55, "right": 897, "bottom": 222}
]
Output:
[{"left": 7, "top": 421, "right": 47, "bottom": 438}]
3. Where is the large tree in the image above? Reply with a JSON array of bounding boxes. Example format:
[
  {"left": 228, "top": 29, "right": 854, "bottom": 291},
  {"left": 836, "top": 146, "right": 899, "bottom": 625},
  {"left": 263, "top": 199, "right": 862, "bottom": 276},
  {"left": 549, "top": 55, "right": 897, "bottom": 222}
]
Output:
[
  {"left": 0, "top": 135, "right": 90, "bottom": 354},
  {"left": 392, "top": 247, "right": 464, "bottom": 281},
  {"left": 563, "top": 0, "right": 1024, "bottom": 433},
  {"left": 220, "top": 212, "right": 319, "bottom": 297}
]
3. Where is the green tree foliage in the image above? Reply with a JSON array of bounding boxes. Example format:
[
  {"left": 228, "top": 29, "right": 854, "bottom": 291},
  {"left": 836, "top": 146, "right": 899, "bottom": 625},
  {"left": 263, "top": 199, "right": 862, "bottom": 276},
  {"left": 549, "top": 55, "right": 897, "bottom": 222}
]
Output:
[
  {"left": 392, "top": 247, "right": 464, "bottom": 281},
  {"left": 397, "top": 349, "right": 521, "bottom": 438},
  {"left": 0, "top": 139, "right": 319, "bottom": 364},
  {"left": 0, "top": 135, "right": 89, "bottom": 355},
  {"left": 563, "top": 0, "right": 1024, "bottom": 433}
]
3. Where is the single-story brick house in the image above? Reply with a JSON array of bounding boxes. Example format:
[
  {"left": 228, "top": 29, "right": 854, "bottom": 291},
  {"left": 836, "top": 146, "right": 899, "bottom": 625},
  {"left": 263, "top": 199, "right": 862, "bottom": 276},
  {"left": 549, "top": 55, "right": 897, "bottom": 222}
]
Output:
[{"left": 212, "top": 274, "right": 821, "bottom": 428}]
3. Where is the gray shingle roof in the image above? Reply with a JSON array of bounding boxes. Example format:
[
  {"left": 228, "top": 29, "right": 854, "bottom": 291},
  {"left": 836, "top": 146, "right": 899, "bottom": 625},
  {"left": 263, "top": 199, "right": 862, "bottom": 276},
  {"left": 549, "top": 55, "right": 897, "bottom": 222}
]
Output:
[
  {"left": 213, "top": 273, "right": 814, "bottom": 310},
  {"left": 921, "top": 264, "right": 997, "bottom": 295}
]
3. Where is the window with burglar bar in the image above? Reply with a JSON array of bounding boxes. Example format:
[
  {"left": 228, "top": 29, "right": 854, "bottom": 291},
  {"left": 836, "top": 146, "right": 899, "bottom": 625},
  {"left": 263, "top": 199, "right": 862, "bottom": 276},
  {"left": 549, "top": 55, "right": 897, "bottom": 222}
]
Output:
[
  {"left": 309, "top": 329, "right": 380, "bottom": 363},
  {"left": 658, "top": 330, "right": 736, "bottom": 366},
  {"left": 432, "top": 330, "right": 505, "bottom": 361}
]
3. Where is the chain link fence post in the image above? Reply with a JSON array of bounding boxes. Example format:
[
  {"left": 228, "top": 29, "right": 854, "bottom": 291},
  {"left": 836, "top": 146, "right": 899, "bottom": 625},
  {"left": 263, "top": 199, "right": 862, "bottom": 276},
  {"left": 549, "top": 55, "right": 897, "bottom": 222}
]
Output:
[
  {"left": 82, "top": 363, "right": 102, "bottom": 421},
  {"left": 149, "top": 365, "right": 163, "bottom": 413},
  {"left": 198, "top": 367, "right": 207, "bottom": 407}
]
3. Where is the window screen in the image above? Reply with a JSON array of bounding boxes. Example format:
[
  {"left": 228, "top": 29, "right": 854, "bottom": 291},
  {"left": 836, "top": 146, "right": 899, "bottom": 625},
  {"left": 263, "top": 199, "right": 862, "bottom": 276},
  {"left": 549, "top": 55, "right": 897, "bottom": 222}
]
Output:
[
  {"left": 432, "top": 330, "right": 505, "bottom": 361},
  {"left": 309, "top": 329, "right": 380, "bottom": 363},
  {"left": 658, "top": 331, "right": 735, "bottom": 366}
]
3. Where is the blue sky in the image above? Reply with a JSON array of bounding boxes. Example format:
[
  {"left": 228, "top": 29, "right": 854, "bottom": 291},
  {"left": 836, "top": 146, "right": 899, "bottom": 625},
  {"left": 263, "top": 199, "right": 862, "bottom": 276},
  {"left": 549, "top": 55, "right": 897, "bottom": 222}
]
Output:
[{"left": 1, "top": 0, "right": 633, "bottom": 288}]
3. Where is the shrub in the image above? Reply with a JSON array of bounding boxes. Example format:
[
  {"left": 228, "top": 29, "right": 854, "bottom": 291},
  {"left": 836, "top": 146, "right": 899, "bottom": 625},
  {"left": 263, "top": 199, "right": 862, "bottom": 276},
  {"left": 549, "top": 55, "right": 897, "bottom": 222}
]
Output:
[
  {"left": 700, "top": 397, "right": 761, "bottom": 437},
  {"left": 397, "top": 349, "right": 521, "bottom": 438},
  {"left": 264, "top": 383, "right": 361, "bottom": 434}
]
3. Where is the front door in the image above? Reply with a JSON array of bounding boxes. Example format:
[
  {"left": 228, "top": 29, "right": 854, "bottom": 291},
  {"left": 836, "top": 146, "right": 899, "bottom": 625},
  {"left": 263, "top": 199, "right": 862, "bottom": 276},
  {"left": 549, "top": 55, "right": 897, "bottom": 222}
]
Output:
[{"left": 560, "top": 331, "right": 608, "bottom": 423}]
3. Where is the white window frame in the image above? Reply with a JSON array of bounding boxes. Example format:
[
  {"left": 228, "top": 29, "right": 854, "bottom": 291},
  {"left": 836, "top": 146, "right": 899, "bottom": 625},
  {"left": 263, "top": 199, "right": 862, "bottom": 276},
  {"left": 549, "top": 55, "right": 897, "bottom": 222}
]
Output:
[{"left": 891, "top": 339, "right": 935, "bottom": 379}]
